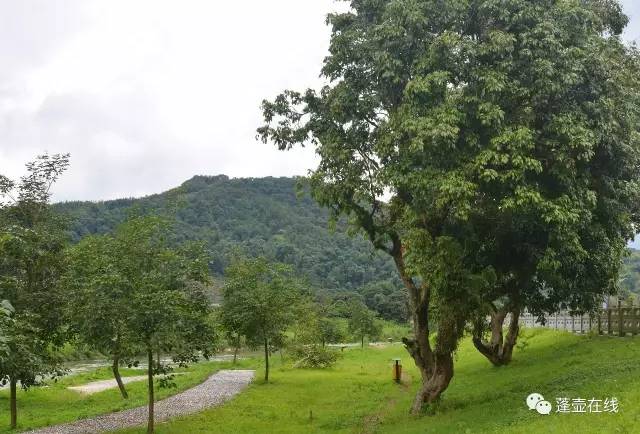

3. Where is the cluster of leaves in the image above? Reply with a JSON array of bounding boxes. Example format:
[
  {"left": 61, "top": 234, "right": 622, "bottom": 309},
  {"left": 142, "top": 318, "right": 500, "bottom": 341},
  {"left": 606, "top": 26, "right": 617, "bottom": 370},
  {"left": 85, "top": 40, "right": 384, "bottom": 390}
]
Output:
[{"left": 0, "top": 300, "right": 12, "bottom": 359}]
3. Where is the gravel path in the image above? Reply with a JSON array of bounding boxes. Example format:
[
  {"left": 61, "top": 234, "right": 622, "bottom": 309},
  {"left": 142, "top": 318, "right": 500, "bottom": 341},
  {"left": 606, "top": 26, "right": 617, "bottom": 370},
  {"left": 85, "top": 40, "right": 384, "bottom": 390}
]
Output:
[
  {"left": 67, "top": 376, "right": 148, "bottom": 395},
  {"left": 68, "top": 373, "right": 187, "bottom": 395},
  {"left": 25, "top": 370, "right": 255, "bottom": 434}
]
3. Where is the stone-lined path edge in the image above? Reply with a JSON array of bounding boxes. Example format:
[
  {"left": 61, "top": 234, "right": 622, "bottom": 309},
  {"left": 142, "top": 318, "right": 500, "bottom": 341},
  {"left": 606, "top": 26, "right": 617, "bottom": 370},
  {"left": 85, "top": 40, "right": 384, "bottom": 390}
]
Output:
[{"left": 25, "top": 369, "right": 255, "bottom": 434}]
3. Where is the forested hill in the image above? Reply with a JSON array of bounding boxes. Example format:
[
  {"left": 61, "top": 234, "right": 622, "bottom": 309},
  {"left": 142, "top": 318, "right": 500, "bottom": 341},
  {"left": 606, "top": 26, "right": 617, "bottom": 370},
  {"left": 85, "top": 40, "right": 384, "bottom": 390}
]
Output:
[{"left": 54, "top": 176, "right": 406, "bottom": 320}]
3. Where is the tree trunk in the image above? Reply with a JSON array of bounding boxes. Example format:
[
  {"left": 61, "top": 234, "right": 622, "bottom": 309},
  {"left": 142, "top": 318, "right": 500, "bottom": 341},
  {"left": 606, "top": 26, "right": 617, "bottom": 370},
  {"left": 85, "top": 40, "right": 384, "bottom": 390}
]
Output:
[
  {"left": 263, "top": 338, "right": 269, "bottom": 382},
  {"left": 410, "top": 352, "right": 454, "bottom": 414},
  {"left": 403, "top": 294, "right": 453, "bottom": 415},
  {"left": 10, "top": 377, "right": 17, "bottom": 429},
  {"left": 233, "top": 341, "right": 239, "bottom": 365},
  {"left": 472, "top": 307, "right": 521, "bottom": 366},
  {"left": 112, "top": 358, "right": 129, "bottom": 399},
  {"left": 391, "top": 236, "right": 456, "bottom": 414},
  {"left": 361, "top": 335, "right": 364, "bottom": 348},
  {"left": 147, "top": 349, "right": 154, "bottom": 434}
]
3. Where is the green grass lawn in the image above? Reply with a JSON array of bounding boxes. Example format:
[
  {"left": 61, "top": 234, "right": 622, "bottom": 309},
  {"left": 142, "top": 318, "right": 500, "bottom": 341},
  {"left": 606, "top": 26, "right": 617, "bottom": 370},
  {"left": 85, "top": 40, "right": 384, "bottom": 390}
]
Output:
[
  {"left": 115, "top": 329, "right": 640, "bottom": 434},
  {"left": 0, "top": 359, "right": 251, "bottom": 433}
]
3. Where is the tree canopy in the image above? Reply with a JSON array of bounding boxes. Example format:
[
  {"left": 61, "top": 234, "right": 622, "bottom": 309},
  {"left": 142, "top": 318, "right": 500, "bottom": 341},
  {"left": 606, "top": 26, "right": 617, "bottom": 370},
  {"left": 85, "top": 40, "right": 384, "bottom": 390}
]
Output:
[
  {"left": 221, "top": 256, "right": 304, "bottom": 382},
  {"left": 348, "top": 301, "right": 383, "bottom": 348}
]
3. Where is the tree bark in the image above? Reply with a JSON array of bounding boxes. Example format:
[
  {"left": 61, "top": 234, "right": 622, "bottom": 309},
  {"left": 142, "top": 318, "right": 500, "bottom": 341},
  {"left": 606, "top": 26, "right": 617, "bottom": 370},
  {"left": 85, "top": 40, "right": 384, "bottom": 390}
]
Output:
[
  {"left": 410, "top": 352, "right": 454, "bottom": 414},
  {"left": 10, "top": 377, "right": 17, "bottom": 429},
  {"left": 147, "top": 349, "right": 154, "bottom": 434},
  {"left": 263, "top": 337, "right": 270, "bottom": 382},
  {"left": 392, "top": 237, "right": 457, "bottom": 414},
  {"left": 112, "top": 358, "right": 129, "bottom": 399},
  {"left": 402, "top": 292, "right": 454, "bottom": 415},
  {"left": 472, "top": 307, "right": 521, "bottom": 366},
  {"left": 361, "top": 335, "right": 364, "bottom": 348}
]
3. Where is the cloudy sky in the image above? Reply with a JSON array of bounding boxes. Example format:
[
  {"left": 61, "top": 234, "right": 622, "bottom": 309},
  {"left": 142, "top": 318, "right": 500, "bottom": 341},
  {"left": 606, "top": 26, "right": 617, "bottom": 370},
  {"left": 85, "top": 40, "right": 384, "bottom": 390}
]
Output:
[{"left": 1, "top": 0, "right": 640, "bottom": 203}]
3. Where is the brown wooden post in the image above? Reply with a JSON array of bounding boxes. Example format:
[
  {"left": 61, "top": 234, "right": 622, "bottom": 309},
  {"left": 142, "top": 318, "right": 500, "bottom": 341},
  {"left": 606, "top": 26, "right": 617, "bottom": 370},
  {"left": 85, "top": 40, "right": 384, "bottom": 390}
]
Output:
[
  {"left": 607, "top": 308, "right": 612, "bottom": 335},
  {"left": 10, "top": 377, "right": 17, "bottom": 429},
  {"left": 597, "top": 311, "right": 602, "bottom": 335},
  {"left": 618, "top": 303, "right": 624, "bottom": 337}
]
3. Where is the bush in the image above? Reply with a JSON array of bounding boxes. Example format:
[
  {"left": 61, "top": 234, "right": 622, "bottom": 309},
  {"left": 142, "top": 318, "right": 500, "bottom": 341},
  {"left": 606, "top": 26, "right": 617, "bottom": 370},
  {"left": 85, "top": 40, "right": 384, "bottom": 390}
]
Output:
[{"left": 289, "top": 345, "right": 340, "bottom": 369}]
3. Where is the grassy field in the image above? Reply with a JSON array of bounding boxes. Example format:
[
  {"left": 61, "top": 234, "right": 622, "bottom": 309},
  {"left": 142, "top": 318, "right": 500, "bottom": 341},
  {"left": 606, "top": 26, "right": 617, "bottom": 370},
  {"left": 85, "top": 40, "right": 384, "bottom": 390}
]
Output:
[
  {"left": 114, "top": 329, "right": 640, "bottom": 434},
  {"left": 2, "top": 329, "right": 638, "bottom": 433},
  {"left": 0, "top": 359, "right": 251, "bottom": 433}
]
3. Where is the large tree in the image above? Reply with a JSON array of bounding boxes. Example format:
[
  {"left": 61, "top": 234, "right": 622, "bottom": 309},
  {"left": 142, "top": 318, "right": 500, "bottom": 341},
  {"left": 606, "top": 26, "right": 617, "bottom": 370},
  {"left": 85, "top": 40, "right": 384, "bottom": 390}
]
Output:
[
  {"left": 259, "top": 0, "right": 640, "bottom": 413},
  {"left": 0, "top": 154, "right": 70, "bottom": 428}
]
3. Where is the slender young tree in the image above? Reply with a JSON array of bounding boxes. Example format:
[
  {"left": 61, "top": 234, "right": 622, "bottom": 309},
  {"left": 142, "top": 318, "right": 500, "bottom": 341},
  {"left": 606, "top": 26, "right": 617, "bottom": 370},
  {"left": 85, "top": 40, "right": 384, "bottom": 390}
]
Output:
[
  {"left": 348, "top": 301, "right": 382, "bottom": 348},
  {"left": 220, "top": 308, "right": 244, "bottom": 365},
  {"left": 122, "top": 216, "right": 217, "bottom": 434},
  {"left": 0, "top": 154, "right": 70, "bottom": 428},
  {"left": 67, "top": 215, "right": 216, "bottom": 434},
  {"left": 259, "top": 0, "right": 640, "bottom": 412},
  {"left": 293, "top": 298, "right": 345, "bottom": 347},
  {"left": 64, "top": 234, "right": 140, "bottom": 398},
  {"left": 221, "top": 256, "right": 302, "bottom": 382}
]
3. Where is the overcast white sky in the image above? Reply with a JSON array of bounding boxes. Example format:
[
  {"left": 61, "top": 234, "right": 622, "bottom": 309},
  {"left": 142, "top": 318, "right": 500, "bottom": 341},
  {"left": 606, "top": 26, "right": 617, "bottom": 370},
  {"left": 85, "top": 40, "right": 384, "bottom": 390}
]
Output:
[{"left": 1, "top": 0, "right": 640, "bottom": 203}]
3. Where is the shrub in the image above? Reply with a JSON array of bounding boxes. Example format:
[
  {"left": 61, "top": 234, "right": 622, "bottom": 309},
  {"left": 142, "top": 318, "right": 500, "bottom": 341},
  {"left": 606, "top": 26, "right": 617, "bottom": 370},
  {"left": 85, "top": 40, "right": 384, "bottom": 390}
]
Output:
[{"left": 289, "top": 344, "right": 340, "bottom": 369}]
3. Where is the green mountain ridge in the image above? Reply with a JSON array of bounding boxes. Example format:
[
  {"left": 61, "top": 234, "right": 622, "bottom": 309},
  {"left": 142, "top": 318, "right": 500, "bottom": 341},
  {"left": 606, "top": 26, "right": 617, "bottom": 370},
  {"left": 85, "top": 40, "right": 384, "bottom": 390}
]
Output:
[{"left": 54, "top": 175, "right": 408, "bottom": 321}]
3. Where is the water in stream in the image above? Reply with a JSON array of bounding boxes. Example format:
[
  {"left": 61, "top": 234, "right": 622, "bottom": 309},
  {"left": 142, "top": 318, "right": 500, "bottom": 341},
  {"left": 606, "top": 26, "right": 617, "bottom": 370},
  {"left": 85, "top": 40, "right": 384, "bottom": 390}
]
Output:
[{"left": 0, "top": 354, "right": 242, "bottom": 389}]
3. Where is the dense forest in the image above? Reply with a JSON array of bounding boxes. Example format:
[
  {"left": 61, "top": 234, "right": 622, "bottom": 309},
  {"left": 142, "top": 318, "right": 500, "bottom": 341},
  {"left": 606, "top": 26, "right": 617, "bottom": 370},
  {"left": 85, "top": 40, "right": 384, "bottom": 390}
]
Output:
[{"left": 54, "top": 175, "right": 408, "bottom": 321}]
